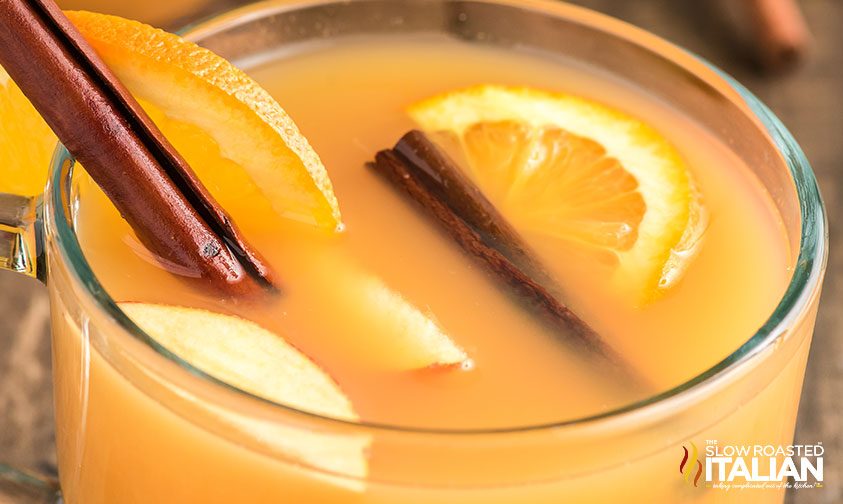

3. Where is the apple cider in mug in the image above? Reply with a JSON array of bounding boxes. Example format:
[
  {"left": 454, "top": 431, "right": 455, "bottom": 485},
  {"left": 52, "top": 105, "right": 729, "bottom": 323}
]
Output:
[{"left": 11, "top": 7, "right": 806, "bottom": 504}]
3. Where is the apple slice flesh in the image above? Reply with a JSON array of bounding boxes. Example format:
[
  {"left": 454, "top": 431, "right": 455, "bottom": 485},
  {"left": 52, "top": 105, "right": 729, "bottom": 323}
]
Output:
[
  {"left": 353, "top": 275, "right": 469, "bottom": 369},
  {"left": 119, "top": 302, "right": 369, "bottom": 487},
  {"left": 311, "top": 253, "right": 470, "bottom": 371},
  {"left": 119, "top": 302, "right": 356, "bottom": 421}
]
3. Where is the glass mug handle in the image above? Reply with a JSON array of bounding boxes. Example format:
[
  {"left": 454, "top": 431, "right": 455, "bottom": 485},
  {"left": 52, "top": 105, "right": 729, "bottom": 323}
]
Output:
[
  {"left": 0, "top": 193, "right": 42, "bottom": 279},
  {"left": 0, "top": 193, "right": 60, "bottom": 503},
  {"left": 0, "top": 465, "right": 60, "bottom": 503}
]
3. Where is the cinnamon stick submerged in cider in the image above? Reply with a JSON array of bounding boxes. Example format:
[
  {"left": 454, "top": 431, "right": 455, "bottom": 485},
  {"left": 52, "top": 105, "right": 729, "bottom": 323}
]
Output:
[
  {"left": 0, "top": 0, "right": 276, "bottom": 296},
  {"left": 372, "top": 131, "right": 646, "bottom": 385}
]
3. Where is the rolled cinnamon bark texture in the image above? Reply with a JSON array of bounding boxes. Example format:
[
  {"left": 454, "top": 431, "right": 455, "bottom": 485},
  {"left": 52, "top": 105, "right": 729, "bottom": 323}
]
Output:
[
  {"left": 371, "top": 131, "right": 650, "bottom": 389},
  {"left": 0, "top": 0, "right": 277, "bottom": 297}
]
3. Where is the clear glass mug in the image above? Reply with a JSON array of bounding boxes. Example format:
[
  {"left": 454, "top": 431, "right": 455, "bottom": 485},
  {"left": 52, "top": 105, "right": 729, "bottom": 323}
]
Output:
[
  {"left": 0, "top": 0, "right": 827, "bottom": 502},
  {"left": 55, "top": 0, "right": 238, "bottom": 29}
]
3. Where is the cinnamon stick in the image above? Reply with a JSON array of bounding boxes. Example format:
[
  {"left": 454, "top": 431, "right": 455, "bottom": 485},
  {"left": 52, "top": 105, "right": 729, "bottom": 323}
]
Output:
[
  {"left": 747, "top": 0, "right": 809, "bottom": 70},
  {"left": 394, "top": 131, "right": 550, "bottom": 284},
  {"left": 371, "top": 134, "right": 643, "bottom": 381},
  {"left": 0, "top": 0, "right": 276, "bottom": 296}
]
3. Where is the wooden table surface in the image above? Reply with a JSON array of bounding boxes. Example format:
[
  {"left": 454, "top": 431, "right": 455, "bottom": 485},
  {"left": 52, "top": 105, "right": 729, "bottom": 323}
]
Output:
[{"left": 0, "top": 1, "right": 840, "bottom": 502}]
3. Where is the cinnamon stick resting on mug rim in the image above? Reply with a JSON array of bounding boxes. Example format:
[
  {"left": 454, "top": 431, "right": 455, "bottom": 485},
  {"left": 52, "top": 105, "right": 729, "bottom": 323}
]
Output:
[{"left": 0, "top": 0, "right": 277, "bottom": 297}]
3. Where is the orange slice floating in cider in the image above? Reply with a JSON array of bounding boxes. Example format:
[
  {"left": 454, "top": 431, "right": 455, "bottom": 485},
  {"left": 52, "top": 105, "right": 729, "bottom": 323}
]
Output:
[{"left": 409, "top": 85, "right": 707, "bottom": 303}]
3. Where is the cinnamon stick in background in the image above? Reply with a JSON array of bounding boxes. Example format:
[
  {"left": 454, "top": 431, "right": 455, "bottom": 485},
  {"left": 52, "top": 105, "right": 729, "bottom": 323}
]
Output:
[
  {"left": 0, "top": 0, "right": 276, "bottom": 296},
  {"left": 372, "top": 132, "right": 646, "bottom": 385},
  {"left": 747, "top": 0, "right": 810, "bottom": 70}
]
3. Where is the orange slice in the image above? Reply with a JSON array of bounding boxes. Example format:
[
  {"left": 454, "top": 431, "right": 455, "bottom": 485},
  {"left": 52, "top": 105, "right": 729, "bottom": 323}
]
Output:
[
  {"left": 67, "top": 11, "right": 341, "bottom": 230},
  {"left": 0, "top": 11, "right": 341, "bottom": 230},
  {"left": 0, "top": 67, "right": 57, "bottom": 196},
  {"left": 409, "top": 85, "right": 706, "bottom": 302}
]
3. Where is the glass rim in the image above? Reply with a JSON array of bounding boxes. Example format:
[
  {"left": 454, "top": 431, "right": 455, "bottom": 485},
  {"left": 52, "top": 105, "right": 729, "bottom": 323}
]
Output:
[{"left": 45, "top": 0, "right": 828, "bottom": 436}]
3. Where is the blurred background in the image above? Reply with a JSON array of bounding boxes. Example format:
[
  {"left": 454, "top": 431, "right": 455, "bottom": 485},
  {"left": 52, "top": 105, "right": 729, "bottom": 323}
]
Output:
[{"left": 1, "top": 1, "right": 839, "bottom": 503}]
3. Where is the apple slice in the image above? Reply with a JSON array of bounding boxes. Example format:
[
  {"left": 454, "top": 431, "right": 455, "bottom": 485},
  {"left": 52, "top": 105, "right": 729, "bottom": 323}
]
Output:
[
  {"left": 119, "top": 302, "right": 369, "bottom": 489},
  {"left": 121, "top": 302, "right": 356, "bottom": 420},
  {"left": 311, "top": 253, "right": 470, "bottom": 371}
]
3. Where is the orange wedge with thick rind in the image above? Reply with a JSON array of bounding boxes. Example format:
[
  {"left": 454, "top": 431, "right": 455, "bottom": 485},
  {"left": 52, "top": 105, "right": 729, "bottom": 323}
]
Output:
[
  {"left": 65, "top": 11, "right": 341, "bottom": 230},
  {"left": 1, "top": 12, "right": 341, "bottom": 229},
  {"left": 410, "top": 85, "right": 706, "bottom": 302},
  {"left": 0, "top": 67, "right": 57, "bottom": 196}
]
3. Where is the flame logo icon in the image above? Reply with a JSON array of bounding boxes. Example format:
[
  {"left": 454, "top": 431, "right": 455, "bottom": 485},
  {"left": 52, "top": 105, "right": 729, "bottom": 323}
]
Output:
[{"left": 680, "top": 442, "right": 703, "bottom": 487}]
